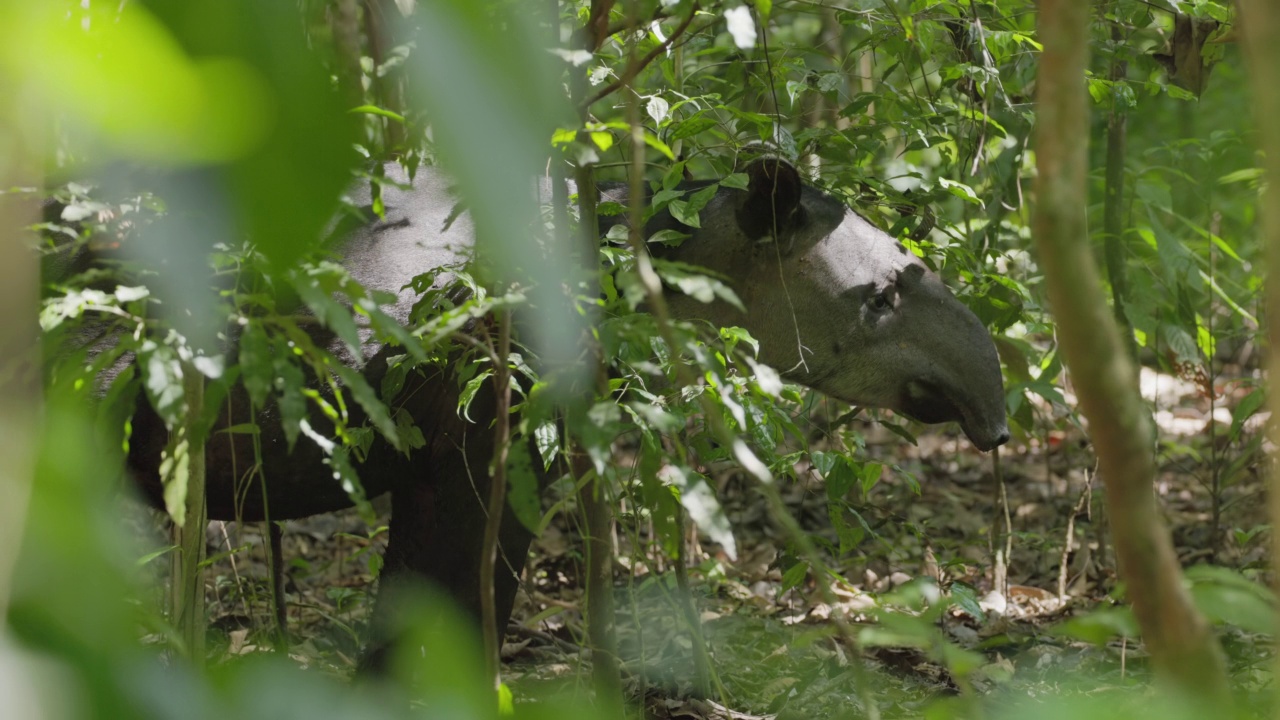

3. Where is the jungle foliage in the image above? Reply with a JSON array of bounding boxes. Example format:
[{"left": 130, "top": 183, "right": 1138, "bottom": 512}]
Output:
[{"left": 2, "top": 0, "right": 1275, "bottom": 718}]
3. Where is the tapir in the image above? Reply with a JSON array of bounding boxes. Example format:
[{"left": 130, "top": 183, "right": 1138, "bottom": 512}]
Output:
[{"left": 124, "top": 158, "right": 1009, "bottom": 663}]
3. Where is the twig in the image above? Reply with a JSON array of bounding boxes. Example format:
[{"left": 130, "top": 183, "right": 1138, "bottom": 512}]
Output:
[
  {"left": 581, "top": 2, "right": 700, "bottom": 110},
  {"left": 673, "top": 504, "right": 717, "bottom": 699},
  {"left": 1058, "top": 469, "right": 1092, "bottom": 600},
  {"left": 602, "top": 10, "right": 671, "bottom": 47},
  {"left": 992, "top": 446, "right": 1012, "bottom": 597}
]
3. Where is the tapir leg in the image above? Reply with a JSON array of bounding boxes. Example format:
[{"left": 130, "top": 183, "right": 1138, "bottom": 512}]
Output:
[{"left": 360, "top": 376, "right": 540, "bottom": 672}]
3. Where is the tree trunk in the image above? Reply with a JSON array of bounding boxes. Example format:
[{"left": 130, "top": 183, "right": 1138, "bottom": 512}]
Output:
[
  {"left": 571, "top": 2, "right": 624, "bottom": 711},
  {"left": 1235, "top": 2, "right": 1280, "bottom": 711},
  {"left": 365, "top": 0, "right": 408, "bottom": 149},
  {"left": 1032, "top": 0, "right": 1231, "bottom": 703},
  {"left": 0, "top": 73, "right": 40, "bottom": 617},
  {"left": 331, "top": 0, "right": 365, "bottom": 110}
]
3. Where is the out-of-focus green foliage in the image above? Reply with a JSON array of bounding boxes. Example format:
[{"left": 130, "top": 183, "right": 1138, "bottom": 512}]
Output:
[{"left": 6, "top": 0, "right": 1275, "bottom": 717}]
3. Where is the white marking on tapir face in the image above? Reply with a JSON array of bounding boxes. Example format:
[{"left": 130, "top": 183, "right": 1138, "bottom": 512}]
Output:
[{"left": 782, "top": 209, "right": 926, "bottom": 404}]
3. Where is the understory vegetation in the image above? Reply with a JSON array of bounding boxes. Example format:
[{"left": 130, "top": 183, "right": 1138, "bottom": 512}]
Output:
[{"left": 2, "top": 1, "right": 1276, "bottom": 718}]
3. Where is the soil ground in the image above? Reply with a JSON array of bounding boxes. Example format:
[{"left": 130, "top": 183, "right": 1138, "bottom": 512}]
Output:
[{"left": 144, "top": 367, "right": 1269, "bottom": 718}]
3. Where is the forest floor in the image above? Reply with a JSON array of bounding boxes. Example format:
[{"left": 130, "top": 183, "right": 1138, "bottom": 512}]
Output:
[{"left": 141, "top": 367, "right": 1271, "bottom": 719}]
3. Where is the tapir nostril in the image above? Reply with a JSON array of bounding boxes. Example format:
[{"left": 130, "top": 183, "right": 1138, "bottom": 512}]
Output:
[{"left": 995, "top": 429, "right": 1011, "bottom": 447}]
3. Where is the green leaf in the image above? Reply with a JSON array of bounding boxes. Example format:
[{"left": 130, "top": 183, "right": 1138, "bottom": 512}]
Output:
[
  {"left": 394, "top": 407, "right": 426, "bottom": 451},
  {"left": 859, "top": 462, "right": 883, "bottom": 495},
  {"left": 1197, "top": 269, "right": 1259, "bottom": 325},
  {"left": 506, "top": 441, "right": 542, "bottom": 532},
  {"left": 646, "top": 95, "right": 670, "bottom": 125},
  {"left": 348, "top": 104, "right": 406, "bottom": 123},
  {"left": 825, "top": 456, "right": 857, "bottom": 498},
  {"left": 719, "top": 326, "right": 759, "bottom": 356},
  {"left": 458, "top": 370, "right": 494, "bottom": 422},
  {"left": 1186, "top": 565, "right": 1276, "bottom": 634},
  {"left": 1052, "top": 606, "right": 1139, "bottom": 644},
  {"left": 273, "top": 352, "right": 307, "bottom": 450},
  {"left": 877, "top": 419, "right": 918, "bottom": 446},
  {"left": 135, "top": 545, "right": 179, "bottom": 566},
  {"left": 238, "top": 322, "right": 273, "bottom": 410},
  {"left": 647, "top": 228, "right": 690, "bottom": 247},
  {"left": 668, "top": 184, "right": 718, "bottom": 228},
  {"left": 671, "top": 113, "right": 718, "bottom": 140},
  {"left": 651, "top": 258, "right": 744, "bottom": 311},
  {"left": 159, "top": 428, "right": 191, "bottom": 526},
  {"left": 293, "top": 268, "right": 364, "bottom": 361},
  {"left": 329, "top": 446, "right": 375, "bottom": 523},
  {"left": 643, "top": 131, "right": 675, "bottom": 160},
  {"left": 809, "top": 450, "right": 837, "bottom": 477},
  {"left": 1173, "top": 214, "right": 1242, "bottom": 262},
  {"left": 590, "top": 131, "right": 613, "bottom": 151},
  {"left": 780, "top": 561, "right": 808, "bottom": 593},
  {"left": 533, "top": 420, "right": 560, "bottom": 470},
  {"left": 1229, "top": 388, "right": 1265, "bottom": 443},
  {"left": 937, "top": 177, "right": 983, "bottom": 205},
  {"left": 1218, "top": 167, "right": 1263, "bottom": 185},
  {"left": 948, "top": 583, "right": 984, "bottom": 620},
  {"left": 1195, "top": 314, "right": 1215, "bottom": 359},
  {"left": 139, "top": 340, "right": 185, "bottom": 424}
]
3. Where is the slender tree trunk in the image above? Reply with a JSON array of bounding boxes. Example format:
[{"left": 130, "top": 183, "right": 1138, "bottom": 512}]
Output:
[
  {"left": 331, "top": 0, "right": 365, "bottom": 110},
  {"left": 365, "top": 0, "right": 408, "bottom": 149},
  {"left": 576, "top": 457, "right": 622, "bottom": 710},
  {"left": 480, "top": 309, "right": 513, "bottom": 689},
  {"left": 1235, "top": 4, "right": 1280, "bottom": 714},
  {"left": 571, "top": 2, "right": 624, "bottom": 711},
  {"left": 1032, "top": 0, "right": 1230, "bottom": 703},
  {"left": 1102, "top": 18, "right": 1136, "bottom": 362},
  {"left": 0, "top": 73, "right": 40, "bottom": 617}
]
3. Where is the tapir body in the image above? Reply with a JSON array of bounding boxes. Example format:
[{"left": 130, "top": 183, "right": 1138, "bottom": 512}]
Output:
[{"left": 125, "top": 159, "right": 1008, "bottom": 660}]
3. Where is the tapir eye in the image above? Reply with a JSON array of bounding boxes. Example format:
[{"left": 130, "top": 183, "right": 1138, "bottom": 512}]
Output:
[{"left": 869, "top": 292, "right": 892, "bottom": 311}]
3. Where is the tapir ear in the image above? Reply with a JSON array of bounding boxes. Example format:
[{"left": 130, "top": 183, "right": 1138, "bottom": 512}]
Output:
[{"left": 735, "top": 158, "right": 803, "bottom": 241}]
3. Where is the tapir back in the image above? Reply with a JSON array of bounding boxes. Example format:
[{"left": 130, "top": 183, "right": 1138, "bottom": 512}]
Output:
[{"left": 337, "top": 167, "right": 475, "bottom": 341}]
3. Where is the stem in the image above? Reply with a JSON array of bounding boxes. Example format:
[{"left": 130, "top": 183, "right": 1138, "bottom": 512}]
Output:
[
  {"left": 1208, "top": 210, "right": 1220, "bottom": 561},
  {"left": 673, "top": 506, "right": 717, "bottom": 699},
  {"left": 480, "top": 307, "right": 514, "bottom": 688},
  {"left": 171, "top": 365, "right": 208, "bottom": 665},
  {"left": 1058, "top": 473, "right": 1091, "bottom": 600},
  {"left": 576, "top": 457, "right": 623, "bottom": 711},
  {"left": 991, "top": 447, "right": 1010, "bottom": 597},
  {"left": 571, "top": 2, "right": 624, "bottom": 711},
  {"left": 1102, "top": 16, "right": 1136, "bottom": 362}
]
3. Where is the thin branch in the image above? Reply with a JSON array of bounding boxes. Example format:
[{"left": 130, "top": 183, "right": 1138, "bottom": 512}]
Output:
[
  {"left": 602, "top": 9, "right": 671, "bottom": 45},
  {"left": 581, "top": 2, "right": 700, "bottom": 110}
]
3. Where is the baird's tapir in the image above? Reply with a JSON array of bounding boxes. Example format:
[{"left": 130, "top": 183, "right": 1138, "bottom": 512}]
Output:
[{"left": 126, "top": 157, "right": 1009, "bottom": 662}]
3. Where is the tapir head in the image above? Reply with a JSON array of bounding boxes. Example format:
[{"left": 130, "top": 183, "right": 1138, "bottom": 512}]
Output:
[{"left": 663, "top": 159, "right": 1010, "bottom": 451}]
